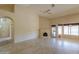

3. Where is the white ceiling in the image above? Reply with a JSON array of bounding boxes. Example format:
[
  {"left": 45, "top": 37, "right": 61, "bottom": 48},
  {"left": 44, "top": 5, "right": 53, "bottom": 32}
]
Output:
[{"left": 18, "top": 4, "right": 79, "bottom": 19}]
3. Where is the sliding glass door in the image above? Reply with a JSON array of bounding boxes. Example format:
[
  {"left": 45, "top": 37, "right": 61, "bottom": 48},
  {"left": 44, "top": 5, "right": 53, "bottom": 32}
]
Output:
[{"left": 52, "top": 26, "right": 57, "bottom": 38}]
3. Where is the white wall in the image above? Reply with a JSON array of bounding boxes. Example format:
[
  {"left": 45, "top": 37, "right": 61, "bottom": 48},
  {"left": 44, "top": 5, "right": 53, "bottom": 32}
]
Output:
[{"left": 14, "top": 5, "right": 39, "bottom": 43}]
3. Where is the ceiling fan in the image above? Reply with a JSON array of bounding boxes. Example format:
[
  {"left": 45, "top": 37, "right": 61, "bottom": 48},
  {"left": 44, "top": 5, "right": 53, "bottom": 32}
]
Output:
[{"left": 40, "top": 4, "right": 55, "bottom": 14}]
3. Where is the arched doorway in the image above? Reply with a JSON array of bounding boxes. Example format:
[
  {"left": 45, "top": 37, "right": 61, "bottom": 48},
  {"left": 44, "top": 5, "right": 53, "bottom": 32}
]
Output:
[{"left": 0, "top": 16, "right": 14, "bottom": 44}]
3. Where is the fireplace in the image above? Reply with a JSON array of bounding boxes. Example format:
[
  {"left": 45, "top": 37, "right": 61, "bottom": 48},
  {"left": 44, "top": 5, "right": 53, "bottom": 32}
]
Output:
[{"left": 39, "top": 29, "right": 51, "bottom": 38}]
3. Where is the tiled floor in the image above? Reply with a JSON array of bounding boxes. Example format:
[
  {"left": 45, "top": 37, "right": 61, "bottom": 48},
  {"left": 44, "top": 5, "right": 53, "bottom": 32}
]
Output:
[{"left": 0, "top": 38, "right": 79, "bottom": 54}]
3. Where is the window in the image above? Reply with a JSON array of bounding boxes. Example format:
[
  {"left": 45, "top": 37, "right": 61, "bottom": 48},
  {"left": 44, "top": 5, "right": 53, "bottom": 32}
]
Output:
[
  {"left": 63, "top": 24, "right": 79, "bottom": 36},
  {"left": 51, "top": 23, "right": 79, "bottom": 38},
  {"left": 0, "top": 18, "right": 11, "bottom": 38},
  {"left": 64, "top": 26, "right": 69, "bottom": 35},
  {"left": 0, "top": 17, "right": 14, "bottom": 41},
  {"left": 71, "top": 25, "right": 78, "bottom": 35}
]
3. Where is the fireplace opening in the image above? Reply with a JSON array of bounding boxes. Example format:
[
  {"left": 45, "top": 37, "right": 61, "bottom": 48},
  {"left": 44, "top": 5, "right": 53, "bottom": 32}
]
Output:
[{"left": 43, "top": 32, "right": 48, "bottom": 37}]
